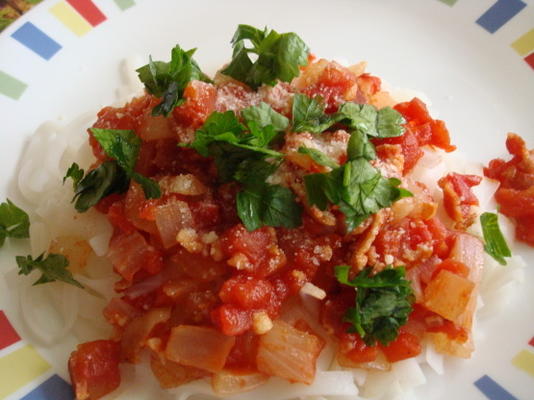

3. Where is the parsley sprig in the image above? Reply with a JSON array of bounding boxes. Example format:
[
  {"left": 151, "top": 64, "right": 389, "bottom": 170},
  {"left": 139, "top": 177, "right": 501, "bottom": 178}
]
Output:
[
  {"left": 64, "top": 129, "right": 161, "bottom": 212},
  {"left": 137, "top": 45, "right": 211, "bottom": 116},
  {"left": 335, "top": 265, "right": 414, "bottom": 346},
  {"left": 293, "top": 94, "right": 410, "bottom": 231},
  {"left": 291, "top": 94, "right": 406, "bottom": 137},
  {"left": 16, "top": 253, "right": 83, "bottom": 288},
  {"left": 189, "top": 103, "right": 302, "bottom": 230},
  {"left": 304, "top": 149, "right": 410, "bottom": 231},
  {"left": 222, "top": 24, "right": 309, "bottom": 89},
  {"left": 0, "top": 199, "right": 30, "bottom": 248}
]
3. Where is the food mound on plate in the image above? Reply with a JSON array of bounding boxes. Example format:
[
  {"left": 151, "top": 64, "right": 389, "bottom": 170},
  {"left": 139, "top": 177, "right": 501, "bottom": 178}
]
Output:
[{"left": 5, "top": 24, "right": 532, "bottom": 400}]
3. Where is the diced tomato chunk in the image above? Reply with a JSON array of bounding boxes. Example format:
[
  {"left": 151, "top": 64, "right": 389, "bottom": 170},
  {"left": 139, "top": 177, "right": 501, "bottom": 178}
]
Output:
[
  {"left": 211, "top": 304, "right": 252, "bottom": 336},
  {"left": 380, "top": 331, "right": 422, "bottom": 362},
  {"left": 431, "top": 259, "right": 469, "bottom": 280},
  {"left": 220, "top": 224, "right": 286, "bottom": 277},
  {"left": 219, "top": 275, "right": 276, "bottom": 311},
  {"left": 103, "top": 297, "right": 140, "bottom": 328},
  {"left": 320, "top": 291, "right": 354, "bottom": 336},
  {"left": 302, "top": 62, "right": 357, "bottom": 113},
  {"left": 374, "top": 218, "right": 433, "bottom": 265},
  {"left": 375, "top": 98, "right": 455, "bottom": 173},
  {"left": 95, "top": 193, "right": 124, "bottom": 214},
  {"left": 356, "top": 73, "right": 381, "bottom": 100},
  {"left": 108, "top": 231, "right": 163, "bottom": 281},
  {"left": 221, "top": 225, "right": 273, "bottom": 262},
  {"left": 90, "top": 95, "right": 158, "bottom": 161},
  {"left": 339, "top": 333, "right": 378, "bottom": 363},
  {"left": 425, "top": 217, "right": 453, "bottom": 258},
  {"left": 173, "top": 81, "right": 217, "bottom": 128},
  {"left": 107, "top": 201, "right": 136, "bottom": 233},
  {"left": 68, "top": 340, "right": 121, "bottom": 400},
  {"left": 374, "top": 125, "right": 423, "bottom": 173}
]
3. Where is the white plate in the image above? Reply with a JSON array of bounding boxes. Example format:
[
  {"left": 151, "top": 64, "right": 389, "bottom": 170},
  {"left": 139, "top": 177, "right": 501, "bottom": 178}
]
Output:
[{"left": 0, "top": 0, "right": 533, "bottom": 399}]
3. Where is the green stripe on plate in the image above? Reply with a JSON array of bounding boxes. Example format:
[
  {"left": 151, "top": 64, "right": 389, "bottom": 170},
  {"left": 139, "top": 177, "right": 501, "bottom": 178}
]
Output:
[
  {"left": 438, "top": 0, "right": 458, "bottom": 6},
  {"left": 0, "top": 70, "right": 28, "bottom": 100},
  {"left": 113, "top": 0, "right": 135, "bottom": 11}
]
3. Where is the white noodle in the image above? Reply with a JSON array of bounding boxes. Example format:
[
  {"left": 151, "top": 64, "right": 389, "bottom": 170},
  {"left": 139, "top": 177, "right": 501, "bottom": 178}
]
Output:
[{"left": 7, "top": 58, "right": 528, "bottom": 400}]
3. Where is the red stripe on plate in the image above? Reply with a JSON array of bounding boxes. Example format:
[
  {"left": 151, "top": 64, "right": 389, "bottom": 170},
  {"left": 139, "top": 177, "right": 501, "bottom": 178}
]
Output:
[
  {"left": 525, "top": 53, "right": 534, "bottom": 70},
  {"left": 0, "top": 310, "right": 21, "bottom": 350},
  {"left": 66, "top": 0, "right": 106, "bottom": 27},
  {"left": 529, "top": 335, "right": 534, "bottom": 347}
]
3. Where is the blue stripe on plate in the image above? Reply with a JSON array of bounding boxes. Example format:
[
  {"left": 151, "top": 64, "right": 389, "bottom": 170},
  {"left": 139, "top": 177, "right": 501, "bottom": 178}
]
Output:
[
  {"left": 474, "top": 375, "right": 518, "bottom": 400},
  {"left": 20, "top": 375, "right": 74, "bottom": 400},
  {"left": 476, "top": 0, "right": 527, "bottom": 34},
  {"left": 11, "top": 22, "right": 62, "bottom": 60}
]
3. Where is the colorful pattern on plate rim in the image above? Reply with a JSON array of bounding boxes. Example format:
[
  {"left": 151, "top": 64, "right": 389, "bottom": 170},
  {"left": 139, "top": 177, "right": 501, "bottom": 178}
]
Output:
[{"left": 0, "top": 0, "right": 533, "bottom": 399}]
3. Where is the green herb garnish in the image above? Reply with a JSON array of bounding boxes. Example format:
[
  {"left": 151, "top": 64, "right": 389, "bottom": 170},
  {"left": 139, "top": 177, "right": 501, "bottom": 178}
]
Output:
[
  {"left": 335, "top": 265, "right": 414, "bottom": 346},
  {"left": 291, "top": 94, "right": 337, "bottom": 134},
  {"left": 222, "top": 24, "right": 309, "bottom": 89},
  {"left": 16, "top": 253, "right": 83, "bottom": 288},
  {"left": 64, "top": 161, "right": 129, "bottom": 213},
  {"left": 297, "top": 147, "right": 339, "bottom": 169},
  {"left": 137, "top": 44, "right": 211, "bottom": 116},
  {"left": 189, "top": 105, "right": 302, "bottom": 230},
  {"left": 304, "top": 159, "right": 410, "bottom": 231},
  {"left": 90, "top": 129, "right": 161, "bottom": 199},
  {"left": 0, "top": 199, "right": 30, "bottom": 248},
  {"left": 480, "top": 212, "right": 512, "bottom": 265},
  {"left": 64, "top": 129, "right": 161, "bottom": 212}
]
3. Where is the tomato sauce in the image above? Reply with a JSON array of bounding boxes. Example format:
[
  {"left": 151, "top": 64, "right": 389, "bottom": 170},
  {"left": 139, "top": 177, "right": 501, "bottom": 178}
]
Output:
[{"left": 67, "top": 56, "right": 508, "bottom": 399}]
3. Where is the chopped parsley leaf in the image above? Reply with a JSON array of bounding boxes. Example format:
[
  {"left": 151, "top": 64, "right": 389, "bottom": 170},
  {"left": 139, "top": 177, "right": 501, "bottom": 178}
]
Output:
[
  {"left": 16, "top": 253, "right": 83, "bottom": 288},
  {"left": 137, "top": 45, "right": 211, "bottom": 116},
  {"left": 90, "top": 128, "right": 161, "bottom": 199},
  {"left": 0, "top": 199, "right": 30, "bottom": 248},
  {"left": 188, "top": 106, "right": 302, "bottom": 230},
  {"left": 64, "top": 161, "right": 129, "bottom": 213},
  {"left": 297, "top": 147, "right": 339, "bottom": 169},
  {"left": 222, "top": 24, "right": 309, "bottom": 89},
  {"left": 304, "top": 159, "right": 410, "bottom": 231},
  {"left": 292, "top": 94, "right": 337, "bottom": 134},
  {"left": 480, "top": 212, "right": 512, "bottom": 265},
  {"left": 335, "top": 265, "right": 414, "bottom": 346}
]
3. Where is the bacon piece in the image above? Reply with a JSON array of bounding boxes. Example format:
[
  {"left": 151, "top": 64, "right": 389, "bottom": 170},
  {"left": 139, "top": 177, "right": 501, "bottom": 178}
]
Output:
[
  {"left": 484, "top": 133, "right": 534, "bottom": 246},
  {"left": 438, "top": 173, "right": 482, "bottom": 230}
]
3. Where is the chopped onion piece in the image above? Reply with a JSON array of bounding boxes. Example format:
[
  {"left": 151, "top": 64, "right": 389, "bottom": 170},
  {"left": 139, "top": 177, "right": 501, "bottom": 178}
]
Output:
[
  {"left": 212, "top": 370, "right": 268, "bottom": 395},
  {"left": 425, "top": 340, "right": 444, "bottom": 375},
  {"left": 392, "top": 357, "right": 426, "bottom": 390},
  {"left": 300, "top": 282, "right": 327, "bottom": 300},
  {"left": 121, "top": 308, "right": 170, "bottom": 363},
  {"left": 166, "top": 325, "right": 235, "bottom": 372},
  {"left": 257, "top": 320, "right": 323, "bottom": 384}
]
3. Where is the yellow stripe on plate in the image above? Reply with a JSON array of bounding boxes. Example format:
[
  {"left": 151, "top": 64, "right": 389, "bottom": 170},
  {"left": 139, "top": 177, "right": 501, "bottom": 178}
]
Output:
[
  {"left": 511, "top": 28, "right": 534, "bottom": 56},
  {"left": 0, "top": 345, "right": 51, "bottom": 398},
  {"left": 50, "top": 1, "right": 91, "bottom": 37},
  {"left": 512, "top": 349, "right": 534, "bottom": 378}
]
